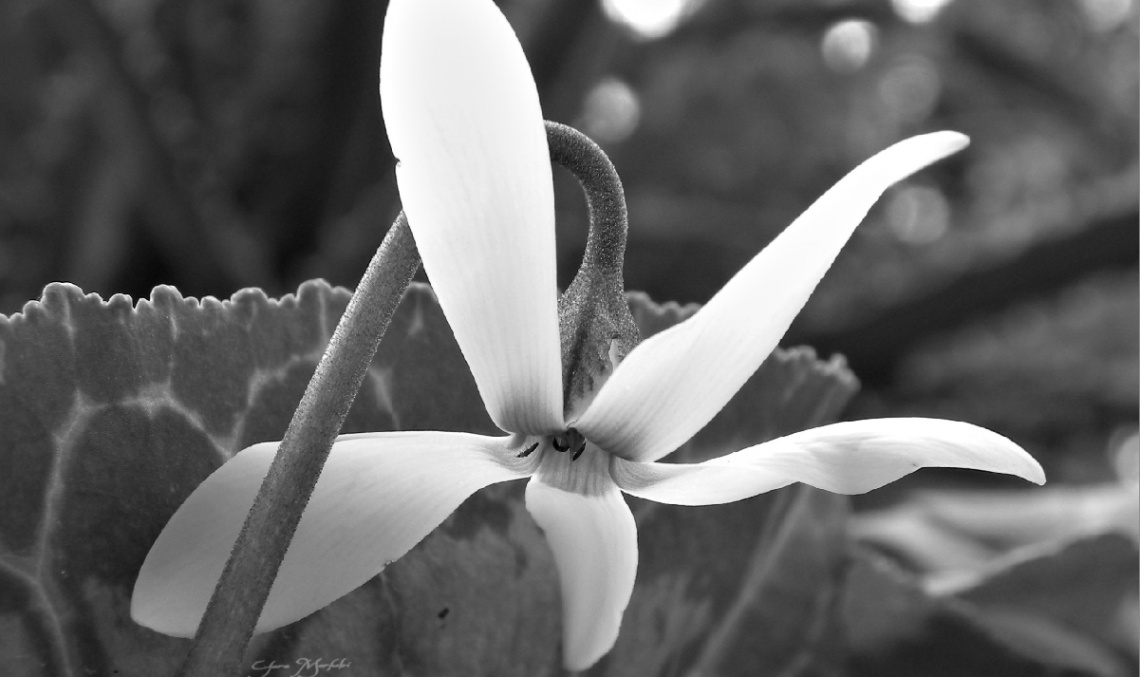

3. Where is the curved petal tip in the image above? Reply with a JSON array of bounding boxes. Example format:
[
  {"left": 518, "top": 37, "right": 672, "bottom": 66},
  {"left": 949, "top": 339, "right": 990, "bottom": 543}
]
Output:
[
  {"left": 921, "top": 130, "right": 970, "bottom": 154},
  {"left": 576, "top": 131, "right": 972, "bottom": 462},
  {"left": 132, "top": 433, "right": 533, "bottom": 636},
  {"left": 525, "top": 473, "right": 638, "bottom": 671},
  {"left": 732, "top": 418, "right": 1046, "bottom": 495}
]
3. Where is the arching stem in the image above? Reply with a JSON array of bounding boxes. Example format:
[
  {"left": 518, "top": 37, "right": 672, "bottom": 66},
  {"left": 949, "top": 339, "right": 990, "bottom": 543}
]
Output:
[
  {"left": 546, "top": 121, "right": 629, "bottom": 274},
  {"left": 546, "top": 121, "right": 639, "bottom": 419}
]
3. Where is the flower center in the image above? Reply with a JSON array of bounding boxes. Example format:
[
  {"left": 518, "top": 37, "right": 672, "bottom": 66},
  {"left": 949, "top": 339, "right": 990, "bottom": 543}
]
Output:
[
  {"left": 527, "top": 429, "right": 610, "bottom": 496},
  {"left": 551, "top": 427, "right": 587, "bottom": 460},
  {"left": 517, "top": 427, "right": 588, "bottom": 461}
]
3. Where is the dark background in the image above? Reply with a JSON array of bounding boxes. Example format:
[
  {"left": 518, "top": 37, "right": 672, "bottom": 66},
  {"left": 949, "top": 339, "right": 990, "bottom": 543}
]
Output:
[{"left": 0, "top": 0, "right": 1135, "bottom": 488}]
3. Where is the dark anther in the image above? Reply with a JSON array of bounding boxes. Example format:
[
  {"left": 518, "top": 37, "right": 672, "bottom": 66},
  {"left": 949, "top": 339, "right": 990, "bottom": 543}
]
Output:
[
  {"left": 571, "top": 441, "right": 587, "bottom": 461},
  {"left": 517, "top": 442, "right": 539, "bottom": 458},
  {"left": 552, "top": 436, "right": 570, "bottom": 452}
]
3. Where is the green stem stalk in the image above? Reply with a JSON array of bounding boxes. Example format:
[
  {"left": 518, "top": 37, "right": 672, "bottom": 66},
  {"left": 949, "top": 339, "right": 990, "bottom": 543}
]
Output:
[
  {"left": 179, "top": 215, "right": 420, "bottom": 677},
  {"left": 545, "top": 121, "right": 628, "bottom": 272}
]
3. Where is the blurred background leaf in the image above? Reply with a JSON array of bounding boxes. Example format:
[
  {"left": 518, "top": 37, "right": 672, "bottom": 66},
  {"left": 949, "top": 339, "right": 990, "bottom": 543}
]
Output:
[{"left": 844, "top": 540, "right": 1138, "bottom": 677}]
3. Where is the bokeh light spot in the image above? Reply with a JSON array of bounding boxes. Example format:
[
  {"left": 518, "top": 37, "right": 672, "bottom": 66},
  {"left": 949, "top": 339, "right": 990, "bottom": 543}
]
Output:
[
  {"left": 821, "top": 19, "right": 878, "bottom": 73},
  {"left": 579, "top": 77, "right": 642, "bottom": 145},
  {"left": 602, "top": 0, "right": 703, "bottom": 40},
  {"left": 885, "top": 185, "right": 951, "bottom": 245},
  {"left": 877, "top": 57, "right": 942, "bottom": 124},
  {"left": 891, "top": 0, "right": 955, "bottom": 24},
  {"left": 1078, "top": 0, "right": 1135, "bottom": 31}
]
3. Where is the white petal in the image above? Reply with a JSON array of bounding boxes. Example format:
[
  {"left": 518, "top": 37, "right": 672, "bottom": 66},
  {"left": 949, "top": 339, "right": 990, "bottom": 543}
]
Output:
[
  {"left": 131, "top": 432, "right": 536, "bottom": 637},
  {"left": 610, "top": 456, "right": 794, "bottom": 506},
  {"left": 525, "top": 472, "right": 637, "bottom": 671},
  {"left": 613, "top": 418, "right": 1043, "bottom": 505},
  {"left": 379, "top": 0, "right": 563, "bottom": 434},
  {"left": 576, "top": 133, "right": 970, "bottom": 461}
]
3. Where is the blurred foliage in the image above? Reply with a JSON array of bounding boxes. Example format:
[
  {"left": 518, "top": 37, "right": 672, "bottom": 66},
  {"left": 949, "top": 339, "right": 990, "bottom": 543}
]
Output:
[
  {"left": 848, "top": 432, "right": 1139, "bottom": 675},
  {"left": 0, "top": 0, "right": 1136, "bottom": 486}
]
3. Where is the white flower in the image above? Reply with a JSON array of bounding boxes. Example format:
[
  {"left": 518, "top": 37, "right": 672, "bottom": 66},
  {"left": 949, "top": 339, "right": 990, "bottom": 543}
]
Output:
[{"left": 131, "top": 0, "right": 1045, "bottom": 670}]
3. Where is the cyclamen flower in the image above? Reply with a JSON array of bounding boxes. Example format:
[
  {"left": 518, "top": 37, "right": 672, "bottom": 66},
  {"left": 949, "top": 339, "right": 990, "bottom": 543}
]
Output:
[{"left": 131, "top": 0, "right": 1045, "bottom": 670}]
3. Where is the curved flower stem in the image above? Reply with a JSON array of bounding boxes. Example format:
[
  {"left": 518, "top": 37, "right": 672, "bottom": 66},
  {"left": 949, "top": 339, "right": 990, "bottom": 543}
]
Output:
[
  {"left": 545, "top": 121, "right": 628, "bottom": 273},
  {"left": 179, "top": 215, "right": 420, "bottom": 677},
  {"left": 545, "top": 121, "right": 639, "bottom": 418}
]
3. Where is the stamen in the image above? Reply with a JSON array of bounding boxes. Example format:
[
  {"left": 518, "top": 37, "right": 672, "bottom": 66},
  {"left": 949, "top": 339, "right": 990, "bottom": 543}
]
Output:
[
  {"left": 552, "top": 436, "right": 570, "bottom": 452},
  {"left": 517, "top": 442, "right": 539, "bottom": 458},
  {"left": 571, "top": 441, "right": 587, "bottom": 461}
]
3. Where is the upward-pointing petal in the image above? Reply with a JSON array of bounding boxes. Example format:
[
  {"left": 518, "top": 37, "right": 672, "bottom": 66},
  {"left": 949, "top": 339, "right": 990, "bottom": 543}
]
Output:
[
  {"left": 380, "top": 0, "right": 563, "bottom": 435},
  {"left": 131, "top": 432, "right": 536, "bottom": 637},
  {"left": 577, "top": 133, "right": 969, "bottom": 461}
]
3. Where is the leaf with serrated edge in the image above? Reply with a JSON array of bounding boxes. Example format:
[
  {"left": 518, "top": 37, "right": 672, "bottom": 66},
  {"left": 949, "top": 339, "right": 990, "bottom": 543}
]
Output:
[{"left": 0, "top": 281, "right": 855, "bottom": 676}]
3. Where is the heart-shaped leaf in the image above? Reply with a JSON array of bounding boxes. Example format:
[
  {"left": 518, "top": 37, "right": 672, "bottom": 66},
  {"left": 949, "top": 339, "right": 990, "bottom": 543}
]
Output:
[{"left": 1, "top": 281, "right": 857, "bottom": 676}]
